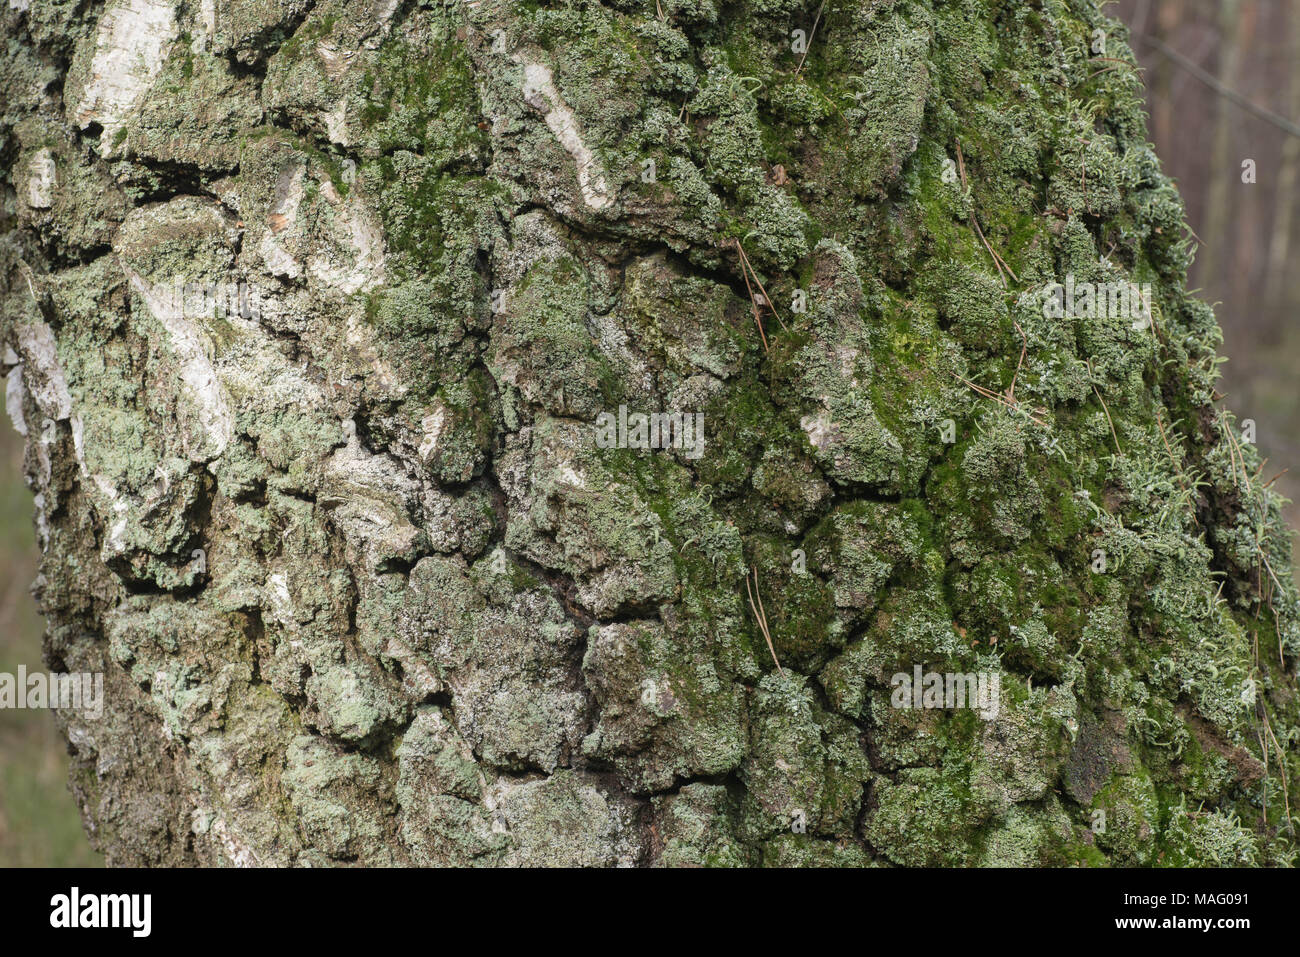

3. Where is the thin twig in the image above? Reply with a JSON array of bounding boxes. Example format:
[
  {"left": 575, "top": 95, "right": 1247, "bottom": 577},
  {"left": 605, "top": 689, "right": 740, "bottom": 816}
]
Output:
[
  {"left": 1086, "top": 358, "right": 1121, "bottom": 454},
  {"left": 1221, "top": 413, "right": 1252, "bottom": 487},
  {"left": 1090, "top": 55, "right": 1143, "bottom": 68},
  {"left": 1262, "top": 708, "right": 1295, "bottom": 834},
  {"left": 734, "top": 239, "right": 788, "bottom": 332},
  {"left": 1009, "top": 321, "right": 1028, "bottom": 404},
  {"left": 734, "top": 244, "right": 769, "bottom": 352},
  {"left": 989, "top": 242, "right": 1019, "bottom": 283},
  {"left": 956, "top": 141, "right": 1016, "bottom": 286},
  {"left": 1260, "top": 550, "right": 1287, "bottom": 601},
  {"left": 956, "top": 374, "right": 1002, "bottom": 401},
  {"left": 1224, "top": 419, "right": 1243, "bottom": 486},
  {"left": 745, "top": 567, "right": 784, "bottom": 676},
  {"left": 973, "top": 219, "right": 1007, "bottom": 288},
  {"left": 1255, "top": 719, "right": 1270, "bottom": 828},
  {"left": 953, "top": 372, "right": 1046, "bottom": 426},
  {"left": 793, "top": 1, "right": 826, "bottom": 76},
  {"left": 1087, "top": 64, "right": 1124, "bottom": 81}
]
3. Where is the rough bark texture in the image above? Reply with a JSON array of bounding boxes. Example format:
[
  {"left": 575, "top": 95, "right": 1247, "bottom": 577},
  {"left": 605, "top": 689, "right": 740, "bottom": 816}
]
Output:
[{"left": 2, "top": 0, "right": 1298, "bottom": 867}]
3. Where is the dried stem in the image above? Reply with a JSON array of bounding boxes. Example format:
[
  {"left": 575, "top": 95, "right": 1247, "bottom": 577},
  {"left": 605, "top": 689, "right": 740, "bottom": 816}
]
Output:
[{"left": 745, "top": 566, "right": 784, "bottom": 676}]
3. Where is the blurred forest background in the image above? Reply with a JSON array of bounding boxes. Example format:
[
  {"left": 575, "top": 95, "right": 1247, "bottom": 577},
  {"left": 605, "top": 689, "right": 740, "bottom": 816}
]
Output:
[
  {"left": 1, "top": 0, "right": 1299, "bottom": 865},
  {"left": 0, "top": 422, "right": 99, "bottom": 865},
  {"left": 1114, "top": 0, "right": 1300, "bottom": 531}
]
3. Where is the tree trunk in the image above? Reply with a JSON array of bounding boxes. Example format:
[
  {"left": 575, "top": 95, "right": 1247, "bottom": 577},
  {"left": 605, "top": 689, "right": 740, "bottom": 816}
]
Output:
[
  {"left": 1196, "top": 0, "right": 1245, "bottom": 290},
  {"left": 1, "top": 0, "right": 1297, "bottom": 867}
]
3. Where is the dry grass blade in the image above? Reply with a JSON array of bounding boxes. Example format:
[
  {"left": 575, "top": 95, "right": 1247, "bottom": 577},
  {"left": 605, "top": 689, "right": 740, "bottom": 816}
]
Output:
[
  {"left": 956, "top": 141, "right": 1017, "bottom": 286},
  {"left": 745, "top": 566, "right": 784, "bottom": 676},
  {"left": 1086, "top": 358, "right": 1121, "bottom": 454},
  {"left": 735, "top": 239, "right": 788, "bottom": 332},
  {"left": 953, "top": 372, "right": 1046, "bottom": 427},
  {"left": 729, "top": 237, "right": 789, "bottom": 351},
  {"left": 1009, "top": 321, "right": 1028, "bottom": 403},
  {"left": 736, "top": 248, "right": 769, "bottom": 352},
  {"left": 1262, "top": 708, "right": 1295, "bottom": 834},
  {"left": 793, "top": 1, "right": 826, "bottom": 76},
  {"left": 973, "top": 218, "right": 1008, "bottom": 288},
  {"left": 1220, "top": 413, "right": 1252, "bottom": 487}
]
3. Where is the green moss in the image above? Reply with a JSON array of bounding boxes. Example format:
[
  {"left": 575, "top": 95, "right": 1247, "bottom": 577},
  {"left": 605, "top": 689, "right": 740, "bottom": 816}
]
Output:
[{"left": 866, "top": 763, "right": 993, "bottom": 867}]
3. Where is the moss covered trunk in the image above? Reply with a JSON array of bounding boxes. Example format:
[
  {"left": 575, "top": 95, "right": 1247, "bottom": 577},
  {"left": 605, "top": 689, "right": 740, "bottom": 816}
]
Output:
[{"left": 1, "top": 0, "right": 1297, "bottom": 866}]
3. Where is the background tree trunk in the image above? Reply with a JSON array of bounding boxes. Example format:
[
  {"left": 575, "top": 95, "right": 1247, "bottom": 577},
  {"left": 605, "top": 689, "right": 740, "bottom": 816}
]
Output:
[
  {"left": 1264, "top": 9, "right": 1300, "bottom": 309},
  {"left": 1196, "top": 0, "right": 1245, "bottom": 287},
  {"left": 2, "top": 0, "right": 1298, "bottom": 866}
]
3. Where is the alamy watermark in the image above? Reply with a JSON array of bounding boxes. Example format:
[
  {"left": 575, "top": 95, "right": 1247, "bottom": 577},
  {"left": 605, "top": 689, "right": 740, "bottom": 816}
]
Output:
[
  {"left": 50, "top": 887, "right": 150, "bottom": 937},
  {"left": 594, "top": 405, "right": 705, "bottom": 459},
  {"left": 890, "top": 666, "right": 1001, "bottom": 720},
  {"left": 1041, "top": 274, "right": 1152, "bottom": 329},
  {"left": 0, "top": 666, "right": 103, "bottom": 720},
  {"left": 156, "top": 277, "right": 263, "bottom": 320}
]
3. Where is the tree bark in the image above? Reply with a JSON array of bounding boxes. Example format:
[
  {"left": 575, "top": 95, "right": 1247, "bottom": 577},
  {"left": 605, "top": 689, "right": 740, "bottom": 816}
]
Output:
[{"left": 1, "top": 0, "right": 1298, "bottom": 867}]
